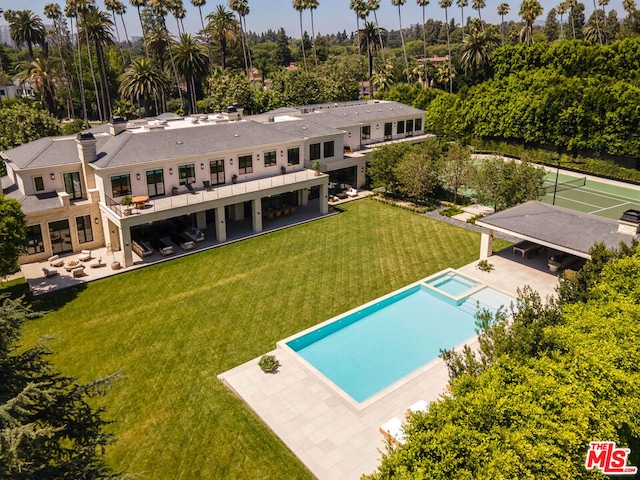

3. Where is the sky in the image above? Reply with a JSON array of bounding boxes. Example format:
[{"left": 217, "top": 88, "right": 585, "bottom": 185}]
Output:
[{"left": 1, "top": 0, "right": 626, "bottom": 39}]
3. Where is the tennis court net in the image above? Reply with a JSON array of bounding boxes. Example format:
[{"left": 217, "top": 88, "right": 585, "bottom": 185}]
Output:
[{"left": 544, "top": 176, "right": 586, "bottom": 194}]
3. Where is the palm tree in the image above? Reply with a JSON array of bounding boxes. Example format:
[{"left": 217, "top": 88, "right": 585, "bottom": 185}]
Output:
[
  {"left": 44, "top": 3, "right": 74, "bottom": 118},
  {"left": 129, "top": 0, "right": 150, "bottom": 59},
  {"left": 191, "top": 0, "right": 207, "bottom": 31},
  {"left": 439, "top": 0, "right": 453, "bottom": 93},
  {"left": 622, "top": 0, "right": 636, "bottom": 21},
  {"left": 206, "top": 5, "right": 238, "bottom": 70},
  {"left": 497, "top": 2, "right": 510, "bottom": 44},
  {"left": 417, "top": 0, "right": 430, "bottom": 64},
  {"left": 565, "top": 0, "right": 577, "bottom": 39},
  {"left": 25, "top": 57, "right": 60, "bottom": 114},
  {"left": 307, "top": 0, "right": 319, "bottom": 67},
  {"left": 471, "top": 0, "right": 486, "bottom": 30},
  {"left": 149, "top": 0, "right": 184, "bottom": 109},
  {"left": 119, "top": 58, "right": 171, "bottom": 116},
  {"left": 372, "top": 69, "right": 393, "bottom": 92},
  {"left": 292, "top": 0, "right": 308, "bottom": 70},
  {"left": 113, "top": 1, "right": 133, "bottom": 62},
  {"left": 519, "top": 0, "right": 543, "bottom": 45},
  {"left": 172, "top": 33, "right": 208, "bottom": 113},
  {"left": 598, "top": 0, "right": 609, "bottom": 16},
  {"left": 367, "top": 0, "right": 386, "bottom": 63},
  {"left": 458, "top": 28, "right": 499, "bottom": 77},
  {"left": 8, "top": 10, "right": 47, "bottom": 59},
  {"left": 436, "top": 62, "right": 455, "bottom": 89},
  {"left": 456, "top": 0, "right": 468, "bottom": 39},
  {"left": 591, "top": 0, "right": 603, "bottom": 44},
  {"left": 556, "top": 2, "right": 566, "bottom": 38},
  {"left": 229, "top": 0, "right": 249, "bottom": 76},
  {"left": 391, "top": 0, "right": 410, "bottom": 81},
  {"left": 104, "top": 0, "right": 127, "bottom": 65},
  {"left": 81, "top": 5, "right": 115, "bottom": 119},
  {"left": 237, "top": 1, "right": 255, "bottom": 86},
  {"left": 169, "top": 0, "right": 186, "bottom": 35},
  {"left": 65, "top": 2, "right": 89, "bottom": 125},
  {"left": 350, "top": 0, "right": 368, "bottom": 55},
  {"left": 73, "top": 0, "right": 106, "bottom": 123},
  {"left": 359, "top": 21, "right": 386, "bottom": 88}
]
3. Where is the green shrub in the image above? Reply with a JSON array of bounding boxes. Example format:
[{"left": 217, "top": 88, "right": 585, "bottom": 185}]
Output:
[
  {"left": 439, "top": 205, "right": 464, "bottom": 217},
  {"left": 258, "top": 355, "right": 280, "bottom": 373}
]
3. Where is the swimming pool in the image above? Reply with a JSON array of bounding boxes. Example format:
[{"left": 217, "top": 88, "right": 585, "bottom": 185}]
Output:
[{"left": 282, "top": 272, "right": 513, "bottom": 404}]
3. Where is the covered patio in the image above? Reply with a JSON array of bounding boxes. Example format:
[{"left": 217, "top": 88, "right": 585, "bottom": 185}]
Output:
[{"left": 476, "top": 201, "right": 640, "bottom": 274}]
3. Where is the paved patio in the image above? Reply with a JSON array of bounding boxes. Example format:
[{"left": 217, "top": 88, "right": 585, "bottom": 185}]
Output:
[{"left": 219, "top": 256, "right": 561, "bottom": 480}]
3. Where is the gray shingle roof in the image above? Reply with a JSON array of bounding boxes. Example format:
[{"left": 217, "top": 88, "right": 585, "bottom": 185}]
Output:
[
  {"left": 93, "top": 120, "right": 305, "bottom": 169},
  {"left": 298, "top": 101, "right": 424, "bottom": 129},
  {"left": 477, "top": 201, "right": 635, "bottom": 255},
  {"left": 2, "top": 135, "right": 109, "bottom": 169}
]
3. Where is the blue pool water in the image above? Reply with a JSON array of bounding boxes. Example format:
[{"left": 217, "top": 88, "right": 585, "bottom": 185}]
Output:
[
  {"left": 426, "top": 273, "right": 478, "bottom": 296},
  {"left": 287, "top": 283, "right": 512, "bottom": 403}
]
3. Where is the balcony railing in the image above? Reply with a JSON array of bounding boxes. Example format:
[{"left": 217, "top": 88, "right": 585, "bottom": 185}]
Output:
[{"left": 105, "top": 169, "right": 324, "bottom": 219}]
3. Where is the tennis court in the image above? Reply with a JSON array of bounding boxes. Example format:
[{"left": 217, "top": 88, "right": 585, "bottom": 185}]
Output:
[{"left": 543, "top": 171, "right": 640, "bottom": 220}]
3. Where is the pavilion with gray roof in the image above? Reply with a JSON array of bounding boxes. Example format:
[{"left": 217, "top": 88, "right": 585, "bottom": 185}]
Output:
[{"left": 476, "top": 201, "right": 640, "bottom": 260}]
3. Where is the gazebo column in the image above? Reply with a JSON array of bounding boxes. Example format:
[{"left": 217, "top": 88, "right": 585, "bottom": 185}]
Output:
[{"left": 479, "top": 228, "right": 494, "bottom": 260}]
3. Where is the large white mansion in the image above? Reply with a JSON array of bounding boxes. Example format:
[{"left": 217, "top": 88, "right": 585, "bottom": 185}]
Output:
[{"left": 1, "top": 100, "right": 426, "bottom": 268}]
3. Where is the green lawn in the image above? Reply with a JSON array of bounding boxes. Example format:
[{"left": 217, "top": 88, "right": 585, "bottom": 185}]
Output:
[{"left": 14, "top": 200, "right": 509, "bottom": 479}]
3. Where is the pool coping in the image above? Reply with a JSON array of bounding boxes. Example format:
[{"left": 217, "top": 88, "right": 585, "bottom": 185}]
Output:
[{"left": 276, "top": 267, "right": 514, "bottom": 411}]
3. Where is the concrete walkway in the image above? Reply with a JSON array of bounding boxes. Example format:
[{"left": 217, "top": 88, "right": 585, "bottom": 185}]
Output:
[{"left": 219, "top": 257, "right": 560, "bottom": 480}]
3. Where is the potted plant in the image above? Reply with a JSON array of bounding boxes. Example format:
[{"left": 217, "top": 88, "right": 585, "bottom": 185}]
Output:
[
  {"left": 120, "top": 195, "right": 133, "bottom": 216},
  {"left": 106, "top": 243, "right": 121, "bottom": 270},
  {"left": 258, "top": 354, "right": 280, "bottom": 373},
  {"left": 312, "top": 160, "right": 321, "bottom": 176},
  {"left": 171, "top": 186, "right": 178, "bottom": 195},
  {"left": 232, "top": 174, "right": 238, "bottom": 184}
]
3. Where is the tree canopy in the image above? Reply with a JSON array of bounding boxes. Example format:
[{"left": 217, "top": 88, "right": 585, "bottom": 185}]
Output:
[{"left": 0, "top": 196, "right": 27, "bottom": 279}]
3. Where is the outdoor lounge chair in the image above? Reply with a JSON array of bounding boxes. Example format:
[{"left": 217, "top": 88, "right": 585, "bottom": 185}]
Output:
[
  {"left": 150, "top": 238, "right": 174, "bottom": 256},
  {"left": 184, "top": 228, "right": 205, "bottom": 242},
  {"left": 379, "top": 417, "right": 406, "bottom": 445},
  {"left": 185, "top": 182, "right": 197, "bottom": 194},
  {"left": 346, "top": 187, "right": 358, "bottom": 198},
  {"left": 78, "top": 250, "right": 92, "bottom": 262},
  {"left": 42, "top": 267, "right": 58, "bottom": 278},
  {"left": 72, "top": 266, "right": 85, "bottom": 278},
  {"left": 407, "top": 400, "right": 429, "bottom": 415},
  {"left": 48, "top": 255, "right": 64, "bottom": 267},
  {"left": 203, "top": 180, "right": 213, "bottom": 191}
]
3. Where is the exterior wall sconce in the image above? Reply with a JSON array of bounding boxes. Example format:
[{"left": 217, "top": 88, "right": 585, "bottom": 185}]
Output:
[
  {"left": 376, "top": 124, "right": 379, "bottom": 129},
  {"left": 201, "top": 163, "right": 205, "bottom": 170},
  {"left": 361, "top": 167, "right": 365, "bottom": 173},
  {"left": 230, "top": 159, "right": 233, "bottom": 165},
  {"left": 169, "top": 168, "right": 173, "bottom": 175},
  {"left": 348, "top": 132, "right": 351, "bottom": 137},
  {"left": 95, "top": 217, "right": 100, "bottom": 224},
  {"left": 280, "top": 150, "right": 284, "bottom": 156},
  {"left": 50, "top": 173, "right": 55, "bottom": 180},
  {"left": 257, "top": 154, "right": 260, "bottom": 160},
  {"left": 136, "top": 173, "right": 141, "bottom": 180}
]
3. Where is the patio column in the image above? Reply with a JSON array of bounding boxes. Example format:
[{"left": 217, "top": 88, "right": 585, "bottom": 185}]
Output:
[
  {"left": 215, "top": 206, "right": 226, "bottom": 242},
  {"left": 319, "top": 183, "right": 329, "bottom": 214},
  {"left": 479, "top": 228, "right": 494, "bottom": 260},
  {"left": 251, "top": 198, "right": 262, "bottom": 233},
  {"left": 121, "top": 226, "right": 133, "bottom": 267},
  {"left": 195, "top": 211, "right": 206, "bottom": 230},
  {"left": 300, "top": 188, "right": 309, "bottom": 206}
]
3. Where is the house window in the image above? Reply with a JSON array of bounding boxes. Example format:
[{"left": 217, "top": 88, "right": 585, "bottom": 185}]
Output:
[
  {"left": 34, "top": 176, "right": 44, "bottom": 192},
  {"left": 26, "top": 225, "right": 44, "bottom": 255},
  {"left": 210, "top": 159, "right": 225, "bottom": 185},
  {"left": 178, "top": 164, "right": 195, "bottom": 185},
  {"left": 111, "top": 174, "right": 131, "bottom": 198},
  {"left": 238, "top": 155, "right": 253, "bottom": 174},
  {"left": 397, "top": 121, "right": 405, "bottom": 134},
  {"left": 63, "top": 172, "right": 82, "bottom": 200},
  {"left": 310, "top": 143, "right": 321, "bottom": 161},
  {"left": 146, "top": 169, "right": 165, "bottom": 197},
  {"left": 76, "top": 215, "right": 94, "bottom": 244},
  {"left": 287, "top": 147, "right": 300, "bottom": 165},
  {"left": 406, "top": 119, "right": 414, "bottom": 136},
  {"left": 264, "top": 150, "right": 277, "bottom": 167},
  {"left": 415, "top": 117, "right": 423, "bottom": 131},
  {"left": 384, "top": 122, "right": 393, "bottom": 140},
  {"left": 361, "top": 125, "right": 371, "bottom": 141},
  {"left": 48, "top": 219, "right": 72, "bottom": 255},
  {"left": 323, "top": 141, "right": 334, "bottom": 158}
]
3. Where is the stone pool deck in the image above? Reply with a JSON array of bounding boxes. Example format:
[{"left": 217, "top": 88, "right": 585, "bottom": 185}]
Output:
[{"left": 219, "top": 256, "right": 560, "bottom": 479}]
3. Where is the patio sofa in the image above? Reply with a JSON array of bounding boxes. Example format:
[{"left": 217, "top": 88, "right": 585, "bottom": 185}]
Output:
[
  {"left": 548, "top": 253, "right": 579, "bottom": 273},
  {"left": 184, "top": 228, "right": 205, "bottom": 243},
  {"left": 42, "top": 267, "right": 58, "bottom": 278},
  {"left": 132, "top": 240, "right": 153, "bottom": 258},
  {"left": 150, "top": 238, "right": 174, "bottom": 256},
  {"left": 48, "top": 255, "right": 64, "bottom": 267}
]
